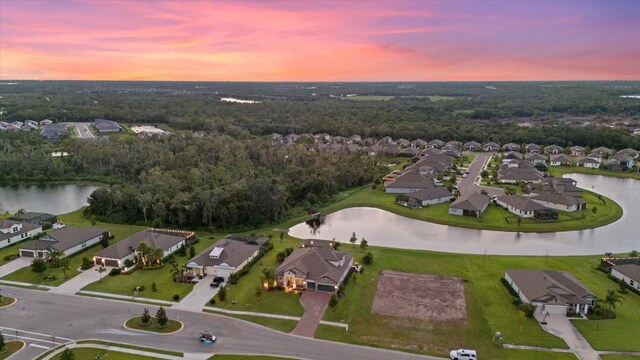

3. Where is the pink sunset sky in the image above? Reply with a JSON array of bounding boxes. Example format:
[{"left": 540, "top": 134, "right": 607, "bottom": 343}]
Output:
[{"left": 1, "top": 0, "right": 639, "bottom": 81}]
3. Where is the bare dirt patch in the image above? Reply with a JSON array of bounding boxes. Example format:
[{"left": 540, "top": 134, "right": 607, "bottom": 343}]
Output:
[{"left": 371, "top": 270, "right": 467, "bottom": 321}]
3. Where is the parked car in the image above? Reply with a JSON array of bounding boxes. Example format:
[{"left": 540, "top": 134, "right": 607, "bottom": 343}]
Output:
[
  {"left": 450, "top": 349, "right": 477, "bottom": 360},
  {"left": 210, "top": 277, "right": 225, "bottom": 288}
]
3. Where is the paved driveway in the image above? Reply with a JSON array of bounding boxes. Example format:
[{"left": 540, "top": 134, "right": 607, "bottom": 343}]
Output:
[
  {"left": 49, "top": 267, "right": 112, "bottom": 295},
  {"left": 291, "top": 291, "right": 330, "bottom": 337},
  {"left": 172, "top": 275, "right": 219, "bottom": 311},
  {"left": 535, "top": 313, "right": 599, "bottom": 360},
  {"left": 0, "top": 257, "right": 31, "bottom": 278}
]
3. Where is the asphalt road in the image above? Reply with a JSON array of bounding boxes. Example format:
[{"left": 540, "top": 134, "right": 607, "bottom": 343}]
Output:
[
  {"left": 458, "top": 152, "right": 504, "bottom": 198},
  {"left": 63, "top": 122, "right": 95, "bottom": 139},
  {"left": 0, "top": 286, "right": 442, "bottom": 360}
]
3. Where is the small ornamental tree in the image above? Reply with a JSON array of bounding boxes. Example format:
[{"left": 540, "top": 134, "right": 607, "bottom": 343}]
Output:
[
  {"left": 329, "top": 294, "right": 339, "bottom": 311},
  {"left": 592, "top": 206, "right": 598, "bottom": 215},
  {"left": 189, "top": 245, "right": 196, "bottom": 258},
  {"left": 360, "top": 238, "right": 368, "bottom": 250},
  {"left": 60, "top": 348, "right": 76, "bottom": 360},
  {"left": 60, "top": 257, "right": 71, "bottom": 278},
  {"left": 100, "top": 234, "right": 110, "bottom": 248},
  {"left": 255, "top": 285, "right": 262, "bottom": 300},
  {"left": 31, "top": 258, "right": 47, "bottom": 273},
  {"left": 349, "top": 232, "right": 357, "bottom": 247},
  {"left": 155, "top": 306, "right": 168, "bottom": 328},
  {"left": 152, "top": 282, "right": 157, "bottom": 292},
  {"left": 362, "top": 251, "right": 374, "bottom": 265},
  {"left": 141, "top": 308, "right": 151, "bottom": 325},
  {"left": 218, "top": 285, "right": 227, "bottom": 301},
  {"left": 0, "top": 332, "right": 5, "bottom": 354}
]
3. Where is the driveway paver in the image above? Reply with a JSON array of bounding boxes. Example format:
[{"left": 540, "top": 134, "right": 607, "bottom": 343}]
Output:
[
  {"left": 172, "top": 275, "right": 219, "bottom": 311},
  {"left": 291, "top": 291, "right": 330, "bottom": 337},
  {"left": 0, "top": 257, "right": 32, "bottom": 278}
]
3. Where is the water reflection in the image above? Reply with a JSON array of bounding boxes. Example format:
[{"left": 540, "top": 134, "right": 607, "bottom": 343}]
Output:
[
  {"left": 289, "top": 174, "right": 640, "bottom": 256},
  {"left": 0, "top": 184, "right": 99, "bottom": 215}
]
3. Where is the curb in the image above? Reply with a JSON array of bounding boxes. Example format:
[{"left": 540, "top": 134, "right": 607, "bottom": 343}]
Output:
[
  {"left": 0, "top": 296, "right": 17, "bottom": 309},
  {"left": 123, "top": 318, "right": 184, "bottom": 335}
]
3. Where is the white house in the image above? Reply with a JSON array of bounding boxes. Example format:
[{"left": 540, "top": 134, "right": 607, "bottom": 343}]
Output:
[
  {"left": 93, "top": 229, "right": 192, "bottom": 268},
  {"left": 19, "top": 227, "right": 108, "bottom": 258},
  {"left": 531, "top": 192, "right": 587, "bottom": 212},
  {"left": 505, "top": 269, "right": 596, "bottom": 316},
  {"left": 611, "top": 264, "right": 640, "bottom": 291},
  {"left": 449, "top": 193, "right": 490, "bottom": 218},
  {"left": 0, "top": 220, "right": 43, "bottom": 249},
  {"left": 384, "top": 170, "right": 434, "bottom": 194},
  {"left": 495, "top": 195, "right": 548, "bottom": 218},
  {"left": 185, "top": 237, "right": 266, "bottom": 278},
  {"left": 406, "top": 186, "right": 455, "bottom": 206},
  {"left": 550, "top": 154, "right": 573, "bottom": 167}
]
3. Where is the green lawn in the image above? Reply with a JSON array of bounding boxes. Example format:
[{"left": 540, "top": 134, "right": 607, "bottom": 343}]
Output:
[
  {"left": 320, "top": 186, "right": 622, "bottom": 233},
  {"left": 51, "top": 348, "right": 162, "bottom": 360},
  {"left": 0, "top": 241, "right": 23, "bottom": 266},
  {"left": 600, "top": 355, "right": 640, "bottom": 360},
  {"left": 499, "top": 350, "right": 577, "bottom": 360},
  {"left": 210, "top": 235, "right": 304, "bottom": 317},
  {"left": 125, "top": 317, "right": 182, "bottom": 334},
  {"left": 0, "top": 341, "right": 24, "bottom": 360},
  {"left": 82, "top": 232, "right": 219, "bottom": 301},
  {"left": 211, "top": 313, "right": 298, "bottom": 333},
  {"left": 0, "top": 296, "right": 16, "bottom": 307},
  {"left": 74, "top": 340, "right": 183, "bottom": 356},
  {"left": 311, "top": 246, "right": 640, "bottom": 358},
  {"left": 549, "top": 166, "right": 640, "bottom": 180},
  {"left": 3, "top": 209, "right": 146, "bottom": 286}
]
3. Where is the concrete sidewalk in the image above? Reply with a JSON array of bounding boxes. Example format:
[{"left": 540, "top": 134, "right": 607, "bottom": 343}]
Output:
[
  {"left": 172, "top": 275, "right": 219, "bottom": 311},
  {"left": 77, "top": 290, "right": 177, "bottom": 306},
  {"left": 49, "top": 267, "right": 112, "bottom": 295}
]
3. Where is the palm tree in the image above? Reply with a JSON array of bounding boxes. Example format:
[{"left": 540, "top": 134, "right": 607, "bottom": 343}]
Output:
[
  {"left": 48, "top": 249, "right": 63, "bottom": 267},
  {"left": 604, "top": 289, "right": 624, "bottom": 318},
  {"left": 60, "top": 257, "right": 71, "bottom": 279}
]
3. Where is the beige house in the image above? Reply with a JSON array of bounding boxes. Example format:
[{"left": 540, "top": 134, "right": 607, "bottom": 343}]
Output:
[
  {"left": 185, "top": 237, "right": 266, "bottom": 278},
  {"left": 275, "top": 247, "right": 353, "bottom": 292}
]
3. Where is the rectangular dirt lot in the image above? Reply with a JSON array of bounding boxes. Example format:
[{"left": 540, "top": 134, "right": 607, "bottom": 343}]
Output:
[{"left": 371, "top": 270, "right": 467, "bottom": 321}]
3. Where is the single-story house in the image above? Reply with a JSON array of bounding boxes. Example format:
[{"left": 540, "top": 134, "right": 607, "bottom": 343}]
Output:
[
  {"left": 550, "top": 154, "right": 573, "bottom": 167},
  {"left": 592, "top": 146, "right": 614, "bottom": 156},
  {"left": 569, "top": 146, "right": 586, "bottom": 157},
  {"left": 427, "top": 139, "right": 445, "bottom": 148},
  {"left": 525, "top": 143, "right": 541, "bottom": 153},
  {"left": 398, "top": 147, "right": 420, "bottom": 157},
  {"left": 449, "top": 192, "right": 490, "bottom": 218},
  {"left": 39, "top": 119, "right": 53, "bottom": 126},
  {"left": 10, "top": 212, "right": 57, "bottom": 225},
  {"left": 411, "top": 139, "right": 428, "bottom": 148},
  {"left": 611, "top": 264, "right": 640, "bottom": 291},
  {"left": 94, "top": 119, "right": 123, "bottom": 133},
  {"left": 495, "top": 195, "right": 548, "bottom": 218},
  {"left": 301, "top": 239, "right": 336, "bottom": 249},
  {"left": 525, "top": 153, "right": 547, "bottom": 165},
  {"left": 406, "top": 186, "right": 455, "bottom": 206},
  {"left": 463, "top": 141, "right": 482, "bottom": 151},
  {"left": 503, "top": 151, "right": 523, "bottom": 160},
  {"left": 616, "top": 148, "right": 638, "bottom": 159},
  {"left": 0, "top": 220, "right": 43, "bottom": 249},
  {"left": 275, "top": 247, "right": 353, "bottom": 293},
  {"left": 504, "top": 269, "right": 596, "bottom": 316},
  {"left": 498, "top": 164, "right": 544, "bottom": 184},
  {"left": 531, "top": 191, "right": 587, "bottom": 212},
  {"left": 577, "top": 157, "right": 600, "bottom": 169},
  {"left": 40, "top": 123, "right": 69, "bottom": 140},
  {"left": 611, "top": 154, "right": 634, "bottom": 168},
  {"left": 445, "top": 140, "right": 462, "bottom": 150},
  {"left": 483, "top": 142, "right": 500, "bottom": 152},
  {"left": 502, "top": 143, "right": 520, "bottom": 152},
  {"left": 396, "top": 138, "right": 411, "bottom": 147},
  {"left": 93, "top": 228, "right": 193, "bottom": 268},
  {"left": 544, "top": 144, "right": 564, "bottom": 155},
  {"left": 384, "top": 170, "right": 434, "bottom": 194},
  {"left": 19, "top": 227, "right": 108, "bottom": 258},
  {"left": 185, "top": 236, "right": 267, "bottom": 278}
]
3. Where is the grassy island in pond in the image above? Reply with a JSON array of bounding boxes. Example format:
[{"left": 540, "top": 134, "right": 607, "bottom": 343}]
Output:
[{"left": 320, "top": 186, "right": 622, "bottom": 233}]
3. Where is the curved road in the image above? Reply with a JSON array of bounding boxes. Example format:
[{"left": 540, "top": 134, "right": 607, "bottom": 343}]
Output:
[{"left": 0, "top": 287, "right": 442, "bottom": 360}]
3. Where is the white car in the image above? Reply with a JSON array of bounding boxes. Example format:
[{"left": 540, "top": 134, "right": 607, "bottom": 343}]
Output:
[{"left": 450, "top": 349, "right": 477, "bottom": 360}]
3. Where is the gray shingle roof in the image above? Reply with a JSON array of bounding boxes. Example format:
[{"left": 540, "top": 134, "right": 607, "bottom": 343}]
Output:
[
  {"left": 613, "top": 264, "right": 640, "bottom": 282},
  {"left": 506, "top": 269, "right": 596, "bottom": 305},
  {"left": 187, "top": 238, "right": 264, "bottom": 269},
  {"left": 450, "top": 192, "right": 489, "bottom": 212},
  {"left": 21, "top": 226, "right": 107, "bottom": 252},
  {"left": 407, "top": 187, "right": 453, "bottom": 201},
  {"left": 532, "top": 192, "right": 586, "bottom": 207},
  {"left": 94, "top": 229, "right": 186, "bottom": 260},
  {"left": 275, "top": 247, "right": 352, "bottom": 285},
  {"left": 497, "top": 195, "right": 547, "bottom": 212}
]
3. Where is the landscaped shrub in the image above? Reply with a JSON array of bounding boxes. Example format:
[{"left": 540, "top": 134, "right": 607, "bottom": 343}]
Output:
[
  {"left": 362, "top": 251, "right": 374, "bottom": 265},
  {"left": 608, "top": 274, "right": 640, "bottom": 296},
  {"left": 124, "top": 259, "right": 134, "bottom": 268},
  {"left": 209, "top": 298, "right": 216, "bottom": 305},
  {"left": 173, "top": 294, "right": 180, "bottom": 301},
  {"left": 3, "top": 254, "right": 19, "bottom": 261},
  {"left": 109, "top": 268, "right": 121, "bottom": 276},
  {"left": 43, "top": 273, "right": 57, "bottom": 281},
  {"left": 81, "top": 257, "right": 94, "bottom": 270},
  {"left": 31, "top": 258, "right": 47, "bottom": 273},
  {"left": 218, "top": 285, "right": 227, "bottom": 301},
  {"left": 42, "top": 221, "right": 53, "bottom": 230},
  {"left": 519, "top": 303, "right": 536, "bottom": 317},
  {"left": 133, "top": 285, "right": 145, "bottom": 292},
  {"left": 276, "top": 247, "right": 294, "bottom": 263},
  {"left": 501, "top": 277, "right": 519, "bottom": 297},
  {"left": 228, "top": 273, "right": 239, "bottom": 284}
]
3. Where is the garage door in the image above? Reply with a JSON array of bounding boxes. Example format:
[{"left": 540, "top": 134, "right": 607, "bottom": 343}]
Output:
[
  {"left": 306, "top": 281, "right": 316, "bottom": 290},
  {"left": 317, "top": 284, "right": 335, "bottom": 292},
  {"left": 20, "top": 249, "right": 35, "bottom": 258},
  {"left": 104, "top": 259, "right": 120, "bottom": 267}
]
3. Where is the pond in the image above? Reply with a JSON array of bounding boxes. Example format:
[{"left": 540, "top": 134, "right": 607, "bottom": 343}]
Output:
[
  {"left": 0, "top": 184, "right": 99, "bottom": 215},
  {"left": 289, "top": 174, "right": 640, "bottom": 256}
]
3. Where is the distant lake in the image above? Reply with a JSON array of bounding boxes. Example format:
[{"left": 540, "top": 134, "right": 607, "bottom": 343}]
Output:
[
  {"left": 289, "top": 174, "right": 639, "bottom": 256},
  {"left": 0, "top": 184, "right": 99, "bottom": 215},
  {"left": 620, "top": 95, "right": 640, "bottom": 99}
]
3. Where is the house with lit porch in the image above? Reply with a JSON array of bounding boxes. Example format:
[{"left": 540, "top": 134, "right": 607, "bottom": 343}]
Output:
[{"left": 275, "top": 247, "right": 353, "bottom": 292}]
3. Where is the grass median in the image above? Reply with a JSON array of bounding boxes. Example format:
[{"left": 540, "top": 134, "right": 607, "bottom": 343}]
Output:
[{"left": 125, "top": 316, "right": 182, "bottom": 334}]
